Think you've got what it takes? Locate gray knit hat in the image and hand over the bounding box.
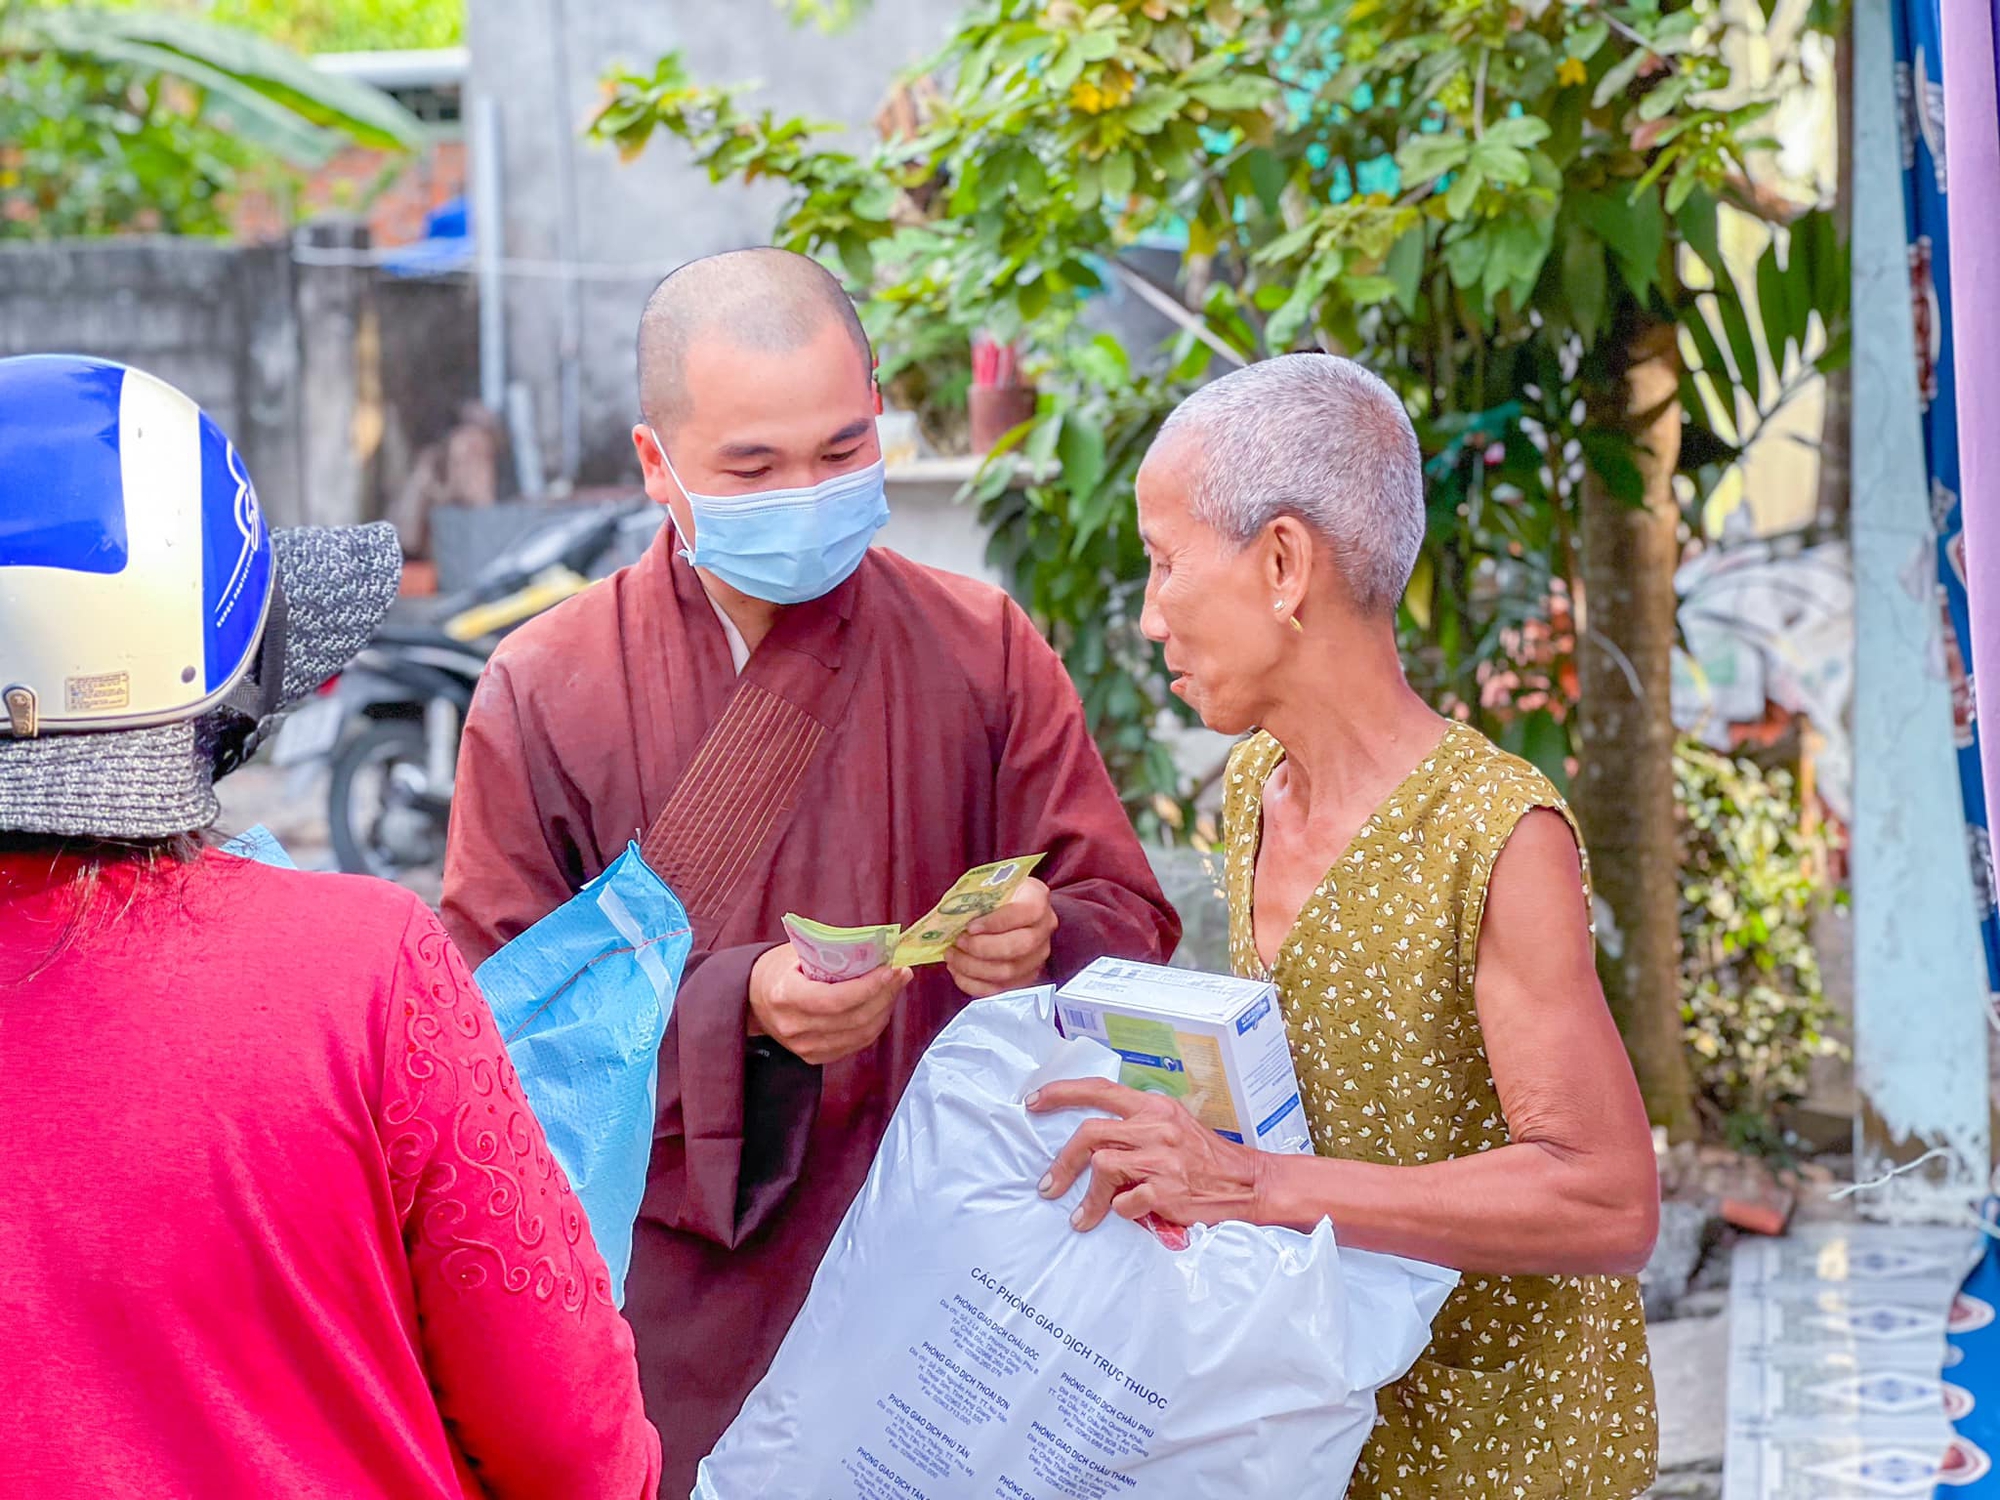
[0,523,401,840]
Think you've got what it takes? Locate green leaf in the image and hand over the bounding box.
[1778,231,1813,357]
[1676,185,1722,276]
[1484,214,1556,310]
[1245,146,1288,213]
[1472,143,1532,187]
[1754,244,1792,378]
[1578,187,1664,300]
[1444,230,1488,292]
[1385,225,1427,316]
[1342,273,1402,303]
[1592,47,1648,109]
[1120,85,1188,134]
[1397,131,1472,184]
[1445,167,1483,220]
[1101,150,1136,203]
[836,229,875,284]
[1169,333,1214,381]
[1805,209,1848,327]
[1651,9,1704,53]
[1075,333,1133,386]
[1683,298,1735,403]
[1252,217,1323,266]
[1580,429,1647,504]
[1072,157,1103,210]
[1484,116,1552,150]
[57,31,341,163]
[1057,416,1109,515]
[1562,226,1608,346]
[1046,42,1087,96]
[1266,257,1339,348]
[1026,412,1064,467]
[1664,162,1698,214]
[1714,283,1766,409]
[1075,29,1122,63]
[1187,75,1278,112]
[1566,20,1612,61]
[26,9,417,153]
[1638,72,1696,122]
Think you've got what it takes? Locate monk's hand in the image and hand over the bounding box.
[947,877,1058,998]
[748,944,913,1066]
[1027,1079,1264,1232]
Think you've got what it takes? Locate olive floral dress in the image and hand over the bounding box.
[1223,725,1657,1500]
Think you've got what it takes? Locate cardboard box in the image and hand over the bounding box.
[1054,958,1313,1155]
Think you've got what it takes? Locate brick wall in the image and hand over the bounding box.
[232,138,468,249]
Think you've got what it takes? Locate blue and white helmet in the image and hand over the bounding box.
[0,355,401,840]
[1,354,276,733]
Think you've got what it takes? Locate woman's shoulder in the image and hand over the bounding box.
[1221,731,1283,827]
[1439,722,1572,815]
[1224,730,1284,788]
[191,847,446,980]
[1429,725,1588,877]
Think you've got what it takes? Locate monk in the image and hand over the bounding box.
[440,247,1180,1496]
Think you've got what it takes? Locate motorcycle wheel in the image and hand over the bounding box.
[327,717,448,891]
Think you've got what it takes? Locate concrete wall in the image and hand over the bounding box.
[0,230,477,532]
[467,0,963,487]
[0,238,307,522]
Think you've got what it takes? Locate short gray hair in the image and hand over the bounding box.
[1158,354,1425,614]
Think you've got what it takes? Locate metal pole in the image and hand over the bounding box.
[473,93,507,416]
[546,0,585,487]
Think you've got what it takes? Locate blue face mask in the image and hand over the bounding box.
[653,430,890,605]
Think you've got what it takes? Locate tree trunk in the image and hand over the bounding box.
[1574,313,1701,1140]
[1816,12,1854,533]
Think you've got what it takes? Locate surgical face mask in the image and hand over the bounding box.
[652,429,890,605]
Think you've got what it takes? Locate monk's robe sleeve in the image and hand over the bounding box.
[648,943,821,1247]
[995,600,1183,978]
[442,656,590,967]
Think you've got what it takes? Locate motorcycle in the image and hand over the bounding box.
[272,499,662,884]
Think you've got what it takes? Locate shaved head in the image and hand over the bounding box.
[638,247,872,431]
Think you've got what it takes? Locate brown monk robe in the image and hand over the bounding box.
[440,529,1179,1493]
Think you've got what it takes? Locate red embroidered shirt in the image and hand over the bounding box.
[0,848,660,1499]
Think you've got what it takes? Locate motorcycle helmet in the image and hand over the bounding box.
[0,354,401,839]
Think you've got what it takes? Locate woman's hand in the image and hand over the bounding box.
[1027,1079,1264,1231]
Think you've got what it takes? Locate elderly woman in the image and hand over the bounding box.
[0,357,658,1499]
[1031,354,1660,1499]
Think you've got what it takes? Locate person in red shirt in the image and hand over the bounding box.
[0,356,661,1500]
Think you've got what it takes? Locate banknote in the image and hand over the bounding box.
[783,914,903,983]
[890,852,1046,968]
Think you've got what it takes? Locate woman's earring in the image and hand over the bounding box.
[1276,601,1303,634]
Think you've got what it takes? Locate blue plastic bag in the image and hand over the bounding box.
[221,825,298,869]
[474,841,691,1305]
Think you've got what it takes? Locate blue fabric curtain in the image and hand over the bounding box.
[1891,0,2000,1004]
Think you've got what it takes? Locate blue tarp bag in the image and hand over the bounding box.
[474,841,691,1306]
[221,825,298,869]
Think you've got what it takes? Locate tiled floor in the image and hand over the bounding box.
[1725,1224,1985,1499]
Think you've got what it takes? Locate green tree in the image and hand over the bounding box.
[0,2,421,236]
[594,0,1845,1134]
[55,0,465,54]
